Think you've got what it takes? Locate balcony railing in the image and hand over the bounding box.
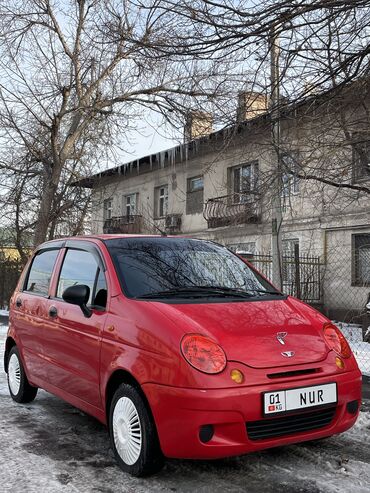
[103,215,143,234]
[203,192,260,228]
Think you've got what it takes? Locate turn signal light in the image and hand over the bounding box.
[181,334,227,374]
[335,356,345,369]
[230,369,244,384]
[323,323,352,359]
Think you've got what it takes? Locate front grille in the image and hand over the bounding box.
[267,368,318,379]
[246,406,336,441]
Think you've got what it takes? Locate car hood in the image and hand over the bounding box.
[158,296,330,368]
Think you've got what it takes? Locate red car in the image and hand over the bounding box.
[4,235,361,476]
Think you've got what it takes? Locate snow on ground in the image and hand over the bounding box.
[0,309,9,316]
[0,319,369,493]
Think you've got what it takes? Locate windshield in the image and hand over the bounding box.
[105,237,280,300]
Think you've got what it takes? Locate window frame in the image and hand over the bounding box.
[186,175,204,215]
[22,247,61,298]
[54,246,108,310]
[351,132,370,182]
[229,161,259,204]
[281,153,300,199]
[188,175,204,193]
[154,184,169,218]
[123,193,138,217]
[103,198,113,221]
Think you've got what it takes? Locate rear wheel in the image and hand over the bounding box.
[109,383,164,477]
[7,346,38,403]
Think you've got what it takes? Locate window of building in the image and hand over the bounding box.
[281,154,300,198]
[103,199,113,221]
[186,176,204,214]
[230,162,258,204]
[352,234,370,286]
[25,249,59,296]
[57,249,107,308]
[124,193,137,217]
[188,176,204,192]
[282,238,299,256]
[154,185,168,218]
[352,133,370,181]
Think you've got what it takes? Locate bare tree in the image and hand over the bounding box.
[0,0,231,249]
[149,0,370,195]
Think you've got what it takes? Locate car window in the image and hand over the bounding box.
[57,249,99,304]
[106,237,278,299]
[25,249,59,296]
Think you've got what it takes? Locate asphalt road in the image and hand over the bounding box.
[1,318,370,493]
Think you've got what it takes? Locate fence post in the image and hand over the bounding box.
[294,243,301,299]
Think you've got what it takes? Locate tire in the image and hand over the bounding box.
[7,346,38,403]
[109,383,164,477]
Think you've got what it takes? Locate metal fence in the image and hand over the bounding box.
[245,253,322,303]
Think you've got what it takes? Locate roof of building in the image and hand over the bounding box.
[72,79,364,189]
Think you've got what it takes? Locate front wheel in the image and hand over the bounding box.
[109,383,164,477]
[7,346,38,403]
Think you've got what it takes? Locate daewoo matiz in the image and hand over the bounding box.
[4,235,362,476]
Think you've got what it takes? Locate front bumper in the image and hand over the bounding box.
[142,369,362,459]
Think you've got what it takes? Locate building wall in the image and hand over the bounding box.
[89,96,370,317]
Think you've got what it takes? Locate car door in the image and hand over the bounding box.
[42,243,108,409]
[12,248,60,381]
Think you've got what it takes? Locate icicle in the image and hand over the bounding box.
[179,144,183,162]
[160,151,166,168]
[149,154,152,170]
[137,159,140,174]
[169,147,175,168]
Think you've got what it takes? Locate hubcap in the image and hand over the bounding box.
[113,397,142,465]
[8,353,21,395]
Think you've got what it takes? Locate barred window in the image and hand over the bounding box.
[352,234,370,286]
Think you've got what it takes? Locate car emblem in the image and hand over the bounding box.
[281,351,295,358]
[276,332,288,345]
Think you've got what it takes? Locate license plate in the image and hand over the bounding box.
[263,383,337,415]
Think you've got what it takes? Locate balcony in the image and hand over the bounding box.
[203,192,260,229]
[103,215,143,234]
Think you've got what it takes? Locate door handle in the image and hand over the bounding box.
[16,298,22,307]
[49,306,58,318]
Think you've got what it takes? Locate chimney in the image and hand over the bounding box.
[184,110,213,142]
[237,91,268,122]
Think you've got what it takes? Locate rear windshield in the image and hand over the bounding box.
[105,237,279,300]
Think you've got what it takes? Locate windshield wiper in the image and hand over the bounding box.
[245,288,283,296]
[137,286,255,299]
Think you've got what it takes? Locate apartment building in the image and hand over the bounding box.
[75,86,370,321]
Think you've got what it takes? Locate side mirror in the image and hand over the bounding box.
[62,284,92,318]
[366,292,370,313]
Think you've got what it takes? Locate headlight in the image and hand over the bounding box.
[181,334,227,374]
[323,323,352,359]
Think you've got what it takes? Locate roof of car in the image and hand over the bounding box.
[36,234,199,250]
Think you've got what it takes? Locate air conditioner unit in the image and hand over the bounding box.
[165,214,182,231]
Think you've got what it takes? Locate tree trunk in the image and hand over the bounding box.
[33,163,62,247]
